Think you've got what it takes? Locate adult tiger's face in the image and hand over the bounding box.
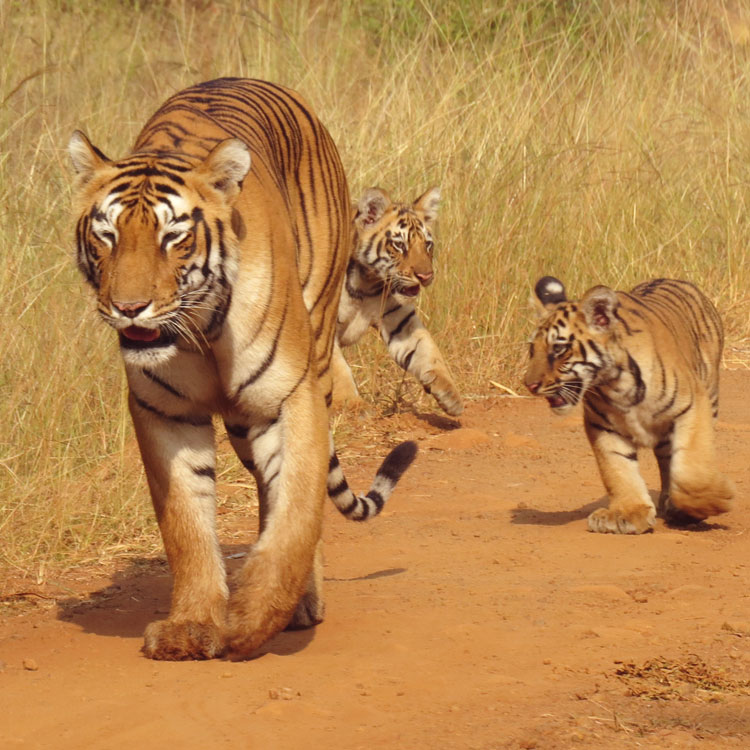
[68,131,251,366]
[524,277,620,414]
[352,186,440,302]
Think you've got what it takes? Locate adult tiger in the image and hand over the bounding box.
[68,78,416,661]
[525,276,733,534]
[331,186,463,416]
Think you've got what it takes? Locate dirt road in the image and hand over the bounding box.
[3,370,750,749]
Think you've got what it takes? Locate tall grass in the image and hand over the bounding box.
[1,0,749,576]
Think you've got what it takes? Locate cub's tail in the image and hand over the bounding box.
[327,440,418,521]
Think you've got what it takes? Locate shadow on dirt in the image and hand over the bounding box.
[510,498,606,526]
[325,567,406,583]
[511,493,730,532]
[54,545,400,659]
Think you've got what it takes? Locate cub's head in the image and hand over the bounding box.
[68,131,251,366]
[352,186,440,301]
[524,276,621,414]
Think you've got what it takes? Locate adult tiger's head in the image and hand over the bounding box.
[525,276,622,414]
[352,186,440,301]
[68,131,251,366]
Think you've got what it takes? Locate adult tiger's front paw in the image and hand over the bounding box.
[142,619,226,661]
[587,505,655,535]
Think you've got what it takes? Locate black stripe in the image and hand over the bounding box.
[132,395,210,426]
[388,310,416,343]
[193,466,216,480]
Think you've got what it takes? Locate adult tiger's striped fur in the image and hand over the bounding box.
[68,78,417,661]
[525,277,733,534]
[331,186,463,416]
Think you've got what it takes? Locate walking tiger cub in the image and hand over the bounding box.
[525,276,733,534]
[331,186,463,416]
[68,78,417,661]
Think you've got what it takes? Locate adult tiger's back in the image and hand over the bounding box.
[68,78,416,660]
[131,78,350,395]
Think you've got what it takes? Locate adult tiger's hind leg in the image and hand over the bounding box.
[584,419,655,534]
[664,392,733,524]
[223,383,329,658]
[130,396,228,661]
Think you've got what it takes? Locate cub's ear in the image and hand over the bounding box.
[355,187,391,229]
[68,130,111,184]
[199,138,251,200]
[533,276,567,315]
[413,186,440,224]
[582,285,619,332]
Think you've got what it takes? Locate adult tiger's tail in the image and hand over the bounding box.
[327,440,418,521]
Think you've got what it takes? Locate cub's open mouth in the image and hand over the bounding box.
[399,284,421,298]
[546,395,567,409]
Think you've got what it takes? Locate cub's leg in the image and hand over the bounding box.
[224,382,328,658]
[584,419,655,534]
[130,396,228,661]
[379,306,463,416]
[330,338,364,410]
[663,392,733,523]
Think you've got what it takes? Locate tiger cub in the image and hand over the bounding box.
[525,276,733,534]
[331,186,463,416]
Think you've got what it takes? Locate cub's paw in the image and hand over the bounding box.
[587,505,655,535]
[435,388,464,417]
[142,619,225,661]
[423,372,464,416]
[285,590,326,631]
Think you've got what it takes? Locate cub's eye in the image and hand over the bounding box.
[552,342,568,357]
[425,240,434,254]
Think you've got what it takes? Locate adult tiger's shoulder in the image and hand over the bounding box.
[331,186,463,416]
[524,276,733,534]
[68,77,416,661]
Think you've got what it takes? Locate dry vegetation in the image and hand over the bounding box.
[1,0,749,576]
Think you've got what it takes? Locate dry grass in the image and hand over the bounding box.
[1,0,749,575]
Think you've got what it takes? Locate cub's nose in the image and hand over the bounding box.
[526,381,540,394]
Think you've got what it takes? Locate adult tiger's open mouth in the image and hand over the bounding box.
[546,394,567,409]
[121,325,160,342]
[119,326,176,350]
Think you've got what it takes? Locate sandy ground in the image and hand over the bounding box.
[3,369,750,749]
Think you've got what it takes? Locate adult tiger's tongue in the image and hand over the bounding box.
[121,325,160,342]
[546,394,567,409]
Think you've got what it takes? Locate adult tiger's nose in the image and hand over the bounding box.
[416,271,434,286]
[526,381,540,394]
[112,299,151,318]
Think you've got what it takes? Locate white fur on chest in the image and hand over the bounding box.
[337,289,383,346]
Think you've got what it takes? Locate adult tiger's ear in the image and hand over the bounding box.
[582,285,619,332]
[68,130,111,186]
[199,138,251,200]
[355,187,391,229]
[413,186,440,224]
